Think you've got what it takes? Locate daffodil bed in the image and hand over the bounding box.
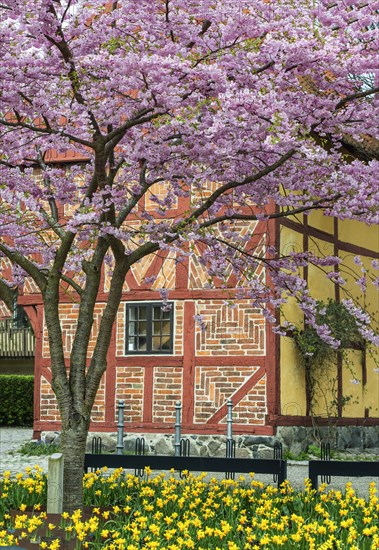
[0,466,378,549]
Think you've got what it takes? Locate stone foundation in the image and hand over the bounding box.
[276,425,379,456]
[42,425,379,459]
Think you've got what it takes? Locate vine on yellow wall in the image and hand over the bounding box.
[292,299,364,419]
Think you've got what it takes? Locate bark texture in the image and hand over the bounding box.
[61,420,90,511]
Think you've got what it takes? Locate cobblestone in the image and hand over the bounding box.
[0,428,377,499]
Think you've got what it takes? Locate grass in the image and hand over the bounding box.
[12,441,137,457]
[284,444,379,462]
[12,440,61,456]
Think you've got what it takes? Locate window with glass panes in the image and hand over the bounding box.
[125,303,174,354]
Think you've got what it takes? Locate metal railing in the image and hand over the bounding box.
[309,460,379,490]
[0,319,35,358]
[84,399,287,487]
[86,401,378,492]
[84,453,288,488]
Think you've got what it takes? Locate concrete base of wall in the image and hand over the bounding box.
[42,425,379,460]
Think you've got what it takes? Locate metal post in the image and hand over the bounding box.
[321,441,331,484]
[273,441,283,483]
[225,399,235,479]
[174,401,182,457]
[180,438,190,457]
[116,399,125,455]
[92,436,102,454]
[226,399,233,456]
[91,436,102,471]
[135,437,145,477]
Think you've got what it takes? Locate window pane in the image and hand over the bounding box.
[128,320,137,336]
[161,334,171,350]
[161,320,171,335]
[153,306,171,320]
[138,321,147,336]
[152,335,161,351]
[152,320,162,336]
[152,333,171,351]
[138,336,147,350]
[152,306,161,320]
[138,306,147,320]
[129,306,137,321]
[128,336,137,351]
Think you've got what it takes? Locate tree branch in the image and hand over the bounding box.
[36,147,59,223]
[60,273,83,296]
[183,149,297,228]
[186,19,212,49]
[68,238,109,416]
[104,109,164,153]
[253,60,275,75]
[336,86,379,110]
[0,242,47,292]
[60,0,73,24]
[45,3,102,137]
[0,117,93,148]
[116,160,155,227]
[0,279,17,313]
[165,0,176,43]
[197,195,342,231]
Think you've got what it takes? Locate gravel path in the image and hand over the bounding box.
[0,427,49,475]
[0,428,377,499]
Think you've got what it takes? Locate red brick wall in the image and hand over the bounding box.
[153,366,183,423]
[195,301,265,356]
[42,303,106,358]
[40,376,60,423]
[39,372,106,423]
[194,366,266,425]
[115,367,144,423]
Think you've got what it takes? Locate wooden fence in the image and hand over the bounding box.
[0,319,35,358]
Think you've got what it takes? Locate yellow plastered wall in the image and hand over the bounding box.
[280,213,379,419]
[280,336,306,417]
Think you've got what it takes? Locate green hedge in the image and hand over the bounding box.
[0,375,34,426]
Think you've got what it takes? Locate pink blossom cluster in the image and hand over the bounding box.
[0,0,378,347]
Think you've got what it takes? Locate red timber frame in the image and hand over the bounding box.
[17,152,279,438]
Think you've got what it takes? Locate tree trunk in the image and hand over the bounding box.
[61,421,89,511]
